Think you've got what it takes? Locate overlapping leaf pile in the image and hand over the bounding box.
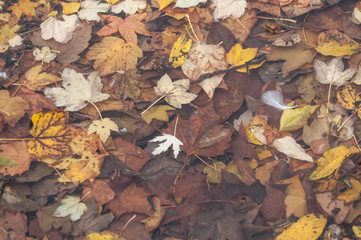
[2,0,361,239]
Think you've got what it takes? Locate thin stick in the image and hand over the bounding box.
[87,100,103,120]
[174,117,179,136]
[120,214,136,237]
[257,16,297,23]
[141,95,165,115]
[337,110,357,132]
[52,167,67,184]
[185,14,201,44]
[194,155,220,172]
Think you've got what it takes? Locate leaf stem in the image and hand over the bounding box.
[87,100,103,120]
[141,95,165,115]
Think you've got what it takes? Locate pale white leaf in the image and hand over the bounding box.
[53,196,87,222]
[88,118,119,143]
[149,133,183,158]
[314,57,356,86]
[8,35,23,47]
[262,90,296,110]
[233,110,252,131]
[41,14,79,44]
[78,0,110,22]
[33,46,57,63]
[272,136,313,162]
[44,68,110,111]
[175,0,207,8]
[154,74,197,108]
[212,0,247,20]
[111,0,146,14]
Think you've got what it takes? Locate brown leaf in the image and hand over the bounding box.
[0,141,32,176]
[37,204,72,234]
[98,13,150,44]
[0,211,27,240]
[82,179,116,205]
[315,192,351,224]
[0,90,30,126]
[260,185,285,220]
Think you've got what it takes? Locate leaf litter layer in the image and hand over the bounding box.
[2,0,361,239]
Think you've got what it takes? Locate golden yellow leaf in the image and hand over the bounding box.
[309,146,359,181]
[226,43,264,72]
[0,24,20,45]
[156,0,176,10]
[24,65,61,91]
[279,105,319,132]
[61,1,81,15]
[337,178,361,203]
[169,34,192,68]
[27,111,72,159]
[315,30,361,57]
[203,161,226,184]
[352,226,361,238]
[86,231,124,240]
[8,0,39,19]
[141,105,175,124]
[44,128,108,183]
[275,214,326,240]
[337,84,361,110]
[104,0,120,4]
[86,36,143,76]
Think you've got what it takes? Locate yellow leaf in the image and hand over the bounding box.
[141,105,175,124]
[156,0,176,10]
[337,84,361,111]
[246,115,268,145]
[275,214,326,240]
[226,43,264,72]
[203,161,226,184]
[104,0,120,4]
[86,231,124,240]
[86,36,143,76]
[24,65,61,91]
[279,105,319,132]
[352,226,361,238]
[309,146,359,181]
[169,34,192,68]
[0,24,20,45]
[8,0,39,19]
[337,178,361,203]
[27,111,72,158]
[61,1,81,15]
[315,30,361,57]
[44,128,108,183]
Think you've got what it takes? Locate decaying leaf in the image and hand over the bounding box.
[0,90,30,126]
[33,46,57,63]
[169,34,192,68]
[53,196,87,222]
[86,36,143,76]
[0,141,32,176]
[27,111,72,158]
[88,118,119,143]
[337,177,361,203]
[44,68,110,111]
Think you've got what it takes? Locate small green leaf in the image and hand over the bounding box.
[0,158,18,167]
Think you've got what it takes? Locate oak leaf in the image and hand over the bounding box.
[0,90,30,126]
[44,68,110,111]
[212,0,247,20]
[86,36,143,76]
[111,0,146,14]
[154,74,197,108]
[88,118,119,143]
[8,0,39,19]
[78,0,110,22]
[24,65,61,91]
[40,15,80,44]
[27,111,72,158]
[97,13,150,45]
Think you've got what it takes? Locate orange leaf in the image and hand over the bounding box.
[97,13,150,44]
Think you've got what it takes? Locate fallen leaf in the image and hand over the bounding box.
[0,141,32,176]
[140,197,165,232]
[0,24,20,45]
[44,68,110,111]
[203,161,226,184]
[337,177,361,204]
[169,34,192,68]
[86,36,143,76]
[40,14,80,44]
[0,212,27,240]
[272,136,313,162]
[141,105,175,124]
[24,64,61,91]
[78,0,110,22]
[33,46,57,63]
[336,84,361,119]
[37,204,72,234]
[61,1,81,15]
[153,74,197,108]
[315,30,361,57]
[82,179,116,205]
[315,192,350,224]
[309,146,359,180]
[80,100,135,119]
[156,0,175,10]
[314,57,356,86]
[212,0,247,20]
[226,43,264,72]
[53,195,87,222]
[302,117,330,154]
[86,231,124,240]
[174,0,206,8]
[88,118,119,143]
[8,0,39,19]
[149,133,183,158]
[98,13,150,45]
[0,158,17,167]
[275,214,326,240]
[111,0,147,14]
[296,74,317,103]
[27,111,72,159]
[0,90,30,126]
[150,25,187,55]
[279,105,319,132]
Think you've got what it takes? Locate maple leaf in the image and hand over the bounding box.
[111,0,147,15]
[78,0,110,22]
[86,36,143,76]
[314,57,356,86]
[97,13,150,44]
[0,90,30,126]
[149,133,183,158]
[154,74,197,108]
[212,0,247,20]
[44,68,110,111]
[53,196,87,222]
[8,0,39,19]
[24,65,61,91]
[27,111,72,158]
[33,46,57,63]
[88,118,119,143]
[40,15,80,44]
